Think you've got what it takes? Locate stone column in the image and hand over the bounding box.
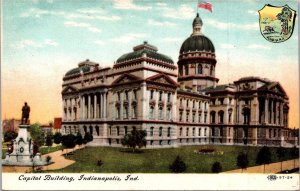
[101,93,104,118]
[70,98,73,121]
[103,91,107,118]
[270,99,273,124]
[82,95,86,120]
[264,98,268,124]
[280,102,283,125]
[94,93,97,119]
[63,98,66,121]
[88,94,91,119]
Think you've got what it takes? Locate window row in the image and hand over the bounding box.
[150,90,172,102]
[116,90,138,101]
[149,106,172,120]
[179,127,208,137]
[149,126,172,137]
[179,99,208,110]
[179,64,214,76]
[179,111,207,123]
[115,105,138,119]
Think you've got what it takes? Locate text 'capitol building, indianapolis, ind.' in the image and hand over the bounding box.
[61,14,297,148]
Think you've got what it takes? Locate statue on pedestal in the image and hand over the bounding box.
[21,102,30,124]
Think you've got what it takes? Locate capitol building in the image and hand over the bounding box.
[61,14,296,147]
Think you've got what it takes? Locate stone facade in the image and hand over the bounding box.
[61,14,297,148]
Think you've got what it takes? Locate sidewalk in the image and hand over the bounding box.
[2,145,84,173]
[224,159,299,173]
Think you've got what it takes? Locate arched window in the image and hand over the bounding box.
[186,128,189,136]
[198,128,201,136]
[159,107,163,119]
[204,128,207,136]
[179,127,183,136]
[116,107,120,119]
[159,91,163,101]
[150,90,154,99]
[210,111,216,123]
[149,106,154,119]
[124,107,128,119]
[185,65,189,75]
[198,64,203,74]
[166,108,171,120]
[132,105,137,119]
[192,127,195,136]
[159,127,163,136]
[167,93,171,102]
[150,127,154,136]
[218,110,224,124]
[242,107,251,124]
[167,127,171,137]
[109,126,112,135]
[210,65,214,75]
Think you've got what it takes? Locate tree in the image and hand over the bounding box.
[53,132,62,144]
[75,132,83,148]
[61,134,76,155]
[84,132,93,143]
[211,162,222,173]
[237,152,249,172]
[169,156,187,173]
[256,146,272,173]
[29,123,45,152]
[45,132,53,153]
[121,129,147,152]
[276,147,285,172]
[4,131,18,142]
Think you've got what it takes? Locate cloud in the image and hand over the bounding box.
[206,19,257,30]
[162,4,194,19]
[111,33,146,43]
[220,43,235,49]
[20,8,65,18]
[247,10,258,16]
[156,2,167,7]
[44,39,58,46]
[147,19,176,27]
[246,44,271,50]
[64,21,101,33]
[11,39,58,49]
[113,0,151,11]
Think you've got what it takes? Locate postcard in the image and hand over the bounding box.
[1,0,299,190]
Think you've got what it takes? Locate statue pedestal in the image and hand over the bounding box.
[2,124,47,166]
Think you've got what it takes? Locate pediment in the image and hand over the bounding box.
[112,73,142,85]
[268,82,287,96]
[146,73,177,86]
[62,86,78,94]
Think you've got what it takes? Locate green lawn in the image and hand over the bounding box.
[39,145,63,155]
[49,145,297,173]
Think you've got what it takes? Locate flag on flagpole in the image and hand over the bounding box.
[198,1,212,12]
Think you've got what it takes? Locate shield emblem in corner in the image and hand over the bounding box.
[258,4,297,43]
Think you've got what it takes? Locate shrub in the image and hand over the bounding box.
[4,131,18,142]
[211,162,222,173]
[169,156,187,173]
[46,155,52,163]
[53,132,62,144]
[199,148,215,153]
[237,152,249,170]
[97,160,103,167]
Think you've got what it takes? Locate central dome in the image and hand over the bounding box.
[180,35,215,54]
[179,13,215,54]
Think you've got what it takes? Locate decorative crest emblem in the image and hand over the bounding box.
[258,4,296,43]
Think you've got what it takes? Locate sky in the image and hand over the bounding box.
[1,0,299,128]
